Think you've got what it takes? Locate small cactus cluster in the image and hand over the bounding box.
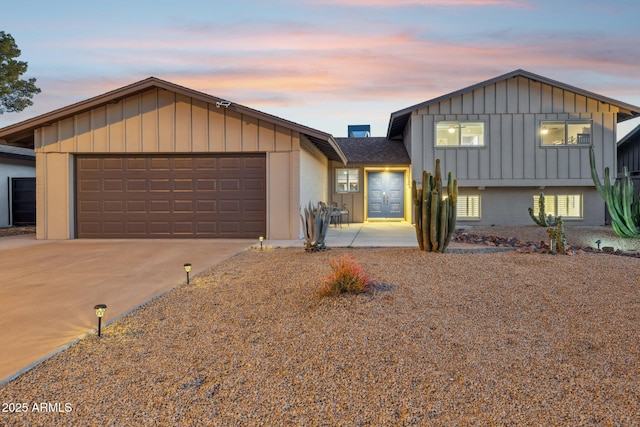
[411,159,458,253]
[546,218,567,254]
[528,192,561,227]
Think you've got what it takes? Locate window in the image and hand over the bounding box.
[436,122,484,147]
[457,195,481,219]
[533,194,582,218]
[540,121,591,146]
[336,169,359,193]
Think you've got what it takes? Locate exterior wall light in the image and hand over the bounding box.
[94,304,107,337]
[259,236,264,250]
[184,263,192,284]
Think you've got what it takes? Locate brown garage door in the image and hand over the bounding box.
[76,155,266,238]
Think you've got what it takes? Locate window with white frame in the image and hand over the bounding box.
[533,194,582,218]
[336,168,359,193]
[457,195,481,219]
[436,121,485,147]
[540,121,591,146]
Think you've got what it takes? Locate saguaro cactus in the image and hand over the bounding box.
[411,159,458,252]
[589,147,640,238]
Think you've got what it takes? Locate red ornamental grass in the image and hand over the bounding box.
[318,254,373,297]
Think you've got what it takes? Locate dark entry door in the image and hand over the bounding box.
[367,171,404,219]
[11,177,36,226]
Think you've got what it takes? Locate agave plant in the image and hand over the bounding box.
[300,201,332,251]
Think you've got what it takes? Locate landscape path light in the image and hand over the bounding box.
[94,304,107,337]
[259,236,264,250]
[184,263,192,284]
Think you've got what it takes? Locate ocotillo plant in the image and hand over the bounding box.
[528,192,560,227]
[411,159,458,252]
[589,147,640,238]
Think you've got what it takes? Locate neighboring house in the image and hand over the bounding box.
[617,124,640,190]
[0,145,36,227]
[0,77,346,239]
[386,69,640,226]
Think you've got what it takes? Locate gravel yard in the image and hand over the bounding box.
[1,240,639,425]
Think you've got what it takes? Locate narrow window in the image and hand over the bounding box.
[436,122,484,147]
[336,168,359,193]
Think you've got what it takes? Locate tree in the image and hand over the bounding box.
[0,31,41,114]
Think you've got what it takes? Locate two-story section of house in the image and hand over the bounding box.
[387,69,640,226]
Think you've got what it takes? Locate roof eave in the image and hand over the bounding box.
[0,77,347,162]
[386,69,640,137]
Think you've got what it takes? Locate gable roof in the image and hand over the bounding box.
[335,137,410,165]
[0,144,35,161]
[617,124,640,149]
[0,77,347,164]
[387,69,640,139]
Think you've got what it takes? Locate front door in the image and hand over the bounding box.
[367,171,404,219]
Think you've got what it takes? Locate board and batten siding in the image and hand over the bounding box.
[410,76,618,187]
[33,87,302,239]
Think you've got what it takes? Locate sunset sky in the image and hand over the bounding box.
[2,0,639,138]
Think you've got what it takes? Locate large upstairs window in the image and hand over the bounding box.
[540,121,591,146]
[436,121,485,147]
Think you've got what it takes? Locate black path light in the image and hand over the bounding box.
[184,263,192,284]
[259,236,264,250]
[94,304,107,337]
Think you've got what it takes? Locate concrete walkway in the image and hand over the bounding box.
[0,222,418,384]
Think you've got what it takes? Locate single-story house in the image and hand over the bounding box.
[0,78,346,239]
[0,145,35,227]
[1,69,639,239]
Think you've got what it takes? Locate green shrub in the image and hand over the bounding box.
[317,255,373,297]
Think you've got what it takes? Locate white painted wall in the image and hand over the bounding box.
[299,137,329,237]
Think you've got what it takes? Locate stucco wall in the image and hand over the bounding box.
[300,137,329,206]
[33,87,302,240]
[456,186,604,226]
[0,158,35,227]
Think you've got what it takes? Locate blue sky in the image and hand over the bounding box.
[2,0,640,137]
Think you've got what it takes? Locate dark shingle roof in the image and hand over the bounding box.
[0,144,35,161]
[335,137,410,165]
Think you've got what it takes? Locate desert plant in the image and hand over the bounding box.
[528,192,561,227]
[589,147,640,238]
[300,201,332,251]
[411,159,458,252]
[546,218,567,254]
[317,254,373,297]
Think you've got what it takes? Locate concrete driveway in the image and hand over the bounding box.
[0,236,254,384]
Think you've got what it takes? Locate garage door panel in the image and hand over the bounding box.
[104,179,124,191]
[76,155,265,238]
[127,179,147,191]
